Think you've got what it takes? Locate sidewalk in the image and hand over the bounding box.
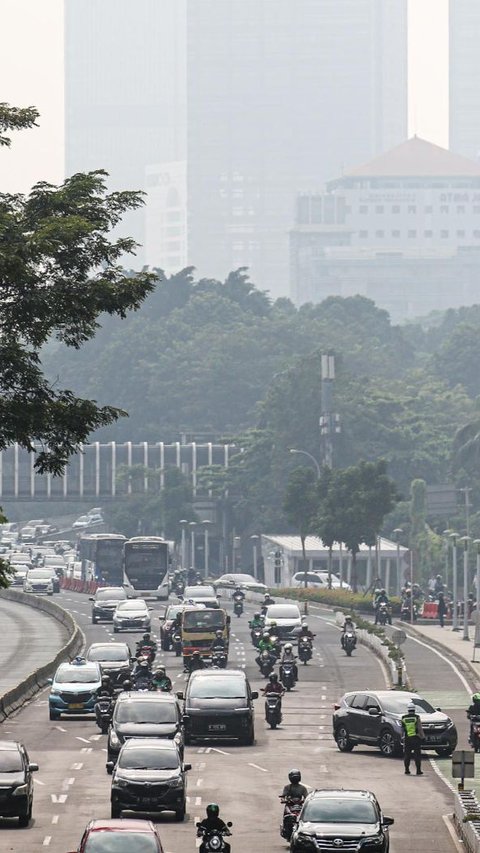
[403,621,480,691]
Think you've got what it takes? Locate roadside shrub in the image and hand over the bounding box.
[274,587,401,615]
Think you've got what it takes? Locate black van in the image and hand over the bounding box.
[180,668,258,745]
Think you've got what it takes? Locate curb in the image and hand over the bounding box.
[0,589,84,721]
[394,620,480,692]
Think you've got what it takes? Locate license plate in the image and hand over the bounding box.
[208,723,227,731]
[427,735,442,742]
[69,703,83,709]
[141,797,155,804]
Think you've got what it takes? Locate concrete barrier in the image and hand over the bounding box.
[454,789,480,853]
[0,588,84,721]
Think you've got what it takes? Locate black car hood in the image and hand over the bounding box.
[0,771,24,786]
[187,697,247,711]
[99,661,129,671]
[299,821,381,837]
[115,722,178,737]
[115,768,180,783]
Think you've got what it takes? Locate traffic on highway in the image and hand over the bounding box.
[0,528,470,853]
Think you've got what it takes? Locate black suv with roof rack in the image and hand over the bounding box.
[333,689,457,757]
[291,789,393,853]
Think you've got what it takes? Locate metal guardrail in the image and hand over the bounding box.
[0,589,84,721]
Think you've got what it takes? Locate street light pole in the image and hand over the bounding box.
[443,529,452,591]
[189,521,197,573]
[289,449,321,479]
[450,532,459,631]
[474,540,480,616]
[179,519,188,569]
[393,528,403,597]
[202,520,212,579]
[460,536,471,640]
[251,535,259,579]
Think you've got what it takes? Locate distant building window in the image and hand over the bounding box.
[408,205,417,214]
[392,230,400,238]
[424,230,433,238]
[440,205,449,214]
[425,205,433,214]
[408,230,417,238]
[457,205,466,214]
[375,205,384,214]
[359,206,368,214]
[457,230,466,238]
[375,230,384,238]
[441,230,449,238]
[392,205,400,214]
[359,230,368,238]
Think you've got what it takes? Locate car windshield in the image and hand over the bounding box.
[381,696,435,715]
[28,570,52,579]
[119,747,179,770]
[116,701,177,724]
[117,600,146,611]
[165,606,182,619]
[302,798,377,824]
[266,605,300,619]
[87,647,128,662]
[0,751,22,772]
[184,587,215,598]
[55,667,99,684]
[190,676,246,699]
[96,589,126,601]
[84,834,158,853]
[183,610,225,631]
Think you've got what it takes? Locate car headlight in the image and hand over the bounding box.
[362,836,384,846]
[12,784,28,797]
[114,777,129,788]
[446,720,455,729]
[168,776,183,788]
[50,688,61,696]
[109,730,120,746]
[393,719,402,728]
[174,732,183,745]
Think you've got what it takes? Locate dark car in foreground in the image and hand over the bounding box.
[67,818,164,853]
[290,789,394,853]
[333,690,457,757]
[90,586,127,623]
[107,692,184,767]
[0,740,39,827]
[109,738,191,821]
[180,668,258,745]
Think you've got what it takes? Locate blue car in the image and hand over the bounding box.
[49,658,102,720]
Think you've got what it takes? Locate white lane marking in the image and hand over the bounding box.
[51,794,68,803]
[196,778,203,786]
[65,777,75,786]
[76,737,91,743]
[195,762,206,771]
[207,747,231,756]
[43,837,51,846]
[248,762,269,772]
[90,734,101,741]
[195,796,202,806]
[34,778,45,786]
[403,631,473,693]
[71,763,83,770]
[51,815,59,825]
[81,747,93,753]
[197,747,205,754]
[55,726,67,733]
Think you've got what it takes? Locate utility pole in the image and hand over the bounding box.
[319,354,341,468]
[458,487,472,537]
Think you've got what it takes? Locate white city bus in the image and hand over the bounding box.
[123,536,170,600]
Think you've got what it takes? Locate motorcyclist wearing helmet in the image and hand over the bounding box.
[121,678,133,692]
[188,650,206,673]
[299,623,315,640]
[262,671,285,696]
[467,693,480,743]
[96,674,114,698]
[282,769,309,800]
[250,612,264,630]
[211,630,227,653]
[256,631,276,669]
[374,588,391,624]
[280,642,298,682]
[152,666,172,692]
[136,632,157,659]
[341,615,357,648]
[197,804,232,853]
[434,574,445,596]
[132,658,152,687]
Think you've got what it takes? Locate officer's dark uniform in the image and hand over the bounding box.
[401,707,425,775]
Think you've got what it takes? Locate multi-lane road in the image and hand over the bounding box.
[0,591,466,852]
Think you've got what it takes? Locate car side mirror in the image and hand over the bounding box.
[89,597,94,602]
[182,714,190,724]
[106,761,115,771]
[368,707,380,716]
[28,763,39,772]
[251,691,259,700]
[436,707,442,711]
[227,821,233,828]
[383,817,394,826]
[177,692,184,700]
[148,607,153,611]
[47,678,53,685]
[184,763,192,771]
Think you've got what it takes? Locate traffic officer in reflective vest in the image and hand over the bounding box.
[401,702,425,775]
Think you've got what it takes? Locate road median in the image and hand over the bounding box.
[0,588,84,721]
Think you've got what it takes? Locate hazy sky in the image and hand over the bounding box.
[0,0,449,194]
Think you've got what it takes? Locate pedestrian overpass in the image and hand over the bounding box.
[0,442,235,501]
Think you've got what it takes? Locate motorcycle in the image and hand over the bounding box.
[469,714,480,752]
[343,631,356,656]
[376,602,392,626]
[298,637,312,665]
[258,650,276,678]
[265,692,283,729]
[401,601,418,622]
[250,626,263,648]
[211,649,228,668]
[269,634,282,659]
[233,596,244,617]
[280,796,304,841]
[197,822,233,853]
[279,660,296,691]
[135,643,157,665]
[173,633,182,657]
[94,695,114,734]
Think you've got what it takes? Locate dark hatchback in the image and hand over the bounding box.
[107,693,184,767]
[90,587,127,623]
[180,669,257,745]
[333,690,458,757]
[290,789,393,853]
[0,740,39,827]
[109,738,191,822]
[85,642,132,685]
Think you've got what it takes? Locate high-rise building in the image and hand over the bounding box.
[64,0,186,263]
[187,0,407,295]
[450,0,480,160]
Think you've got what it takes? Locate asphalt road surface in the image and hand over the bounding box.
[0,592,459,852]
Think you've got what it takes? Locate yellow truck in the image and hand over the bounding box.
[181,606,230,665]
